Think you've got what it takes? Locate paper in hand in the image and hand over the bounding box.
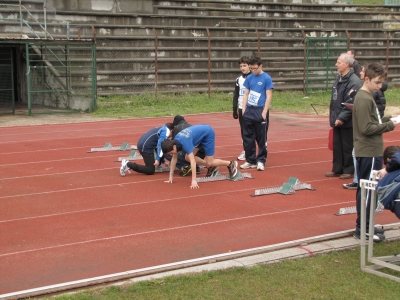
[341,103,353,109]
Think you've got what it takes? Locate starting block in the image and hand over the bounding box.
[251,177,315,197]
[334,206,357,216]
[154,166,180,173]
[196,171,253,182]
[88,142,137,153]
[334,171,384,216]
[116,150,143,162]
[334,203,384,216]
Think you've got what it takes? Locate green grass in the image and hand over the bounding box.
[51,241,400,300]
[353,0,386,4]
[94,87,400,119]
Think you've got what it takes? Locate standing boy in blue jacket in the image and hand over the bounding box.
[240,55,274,171]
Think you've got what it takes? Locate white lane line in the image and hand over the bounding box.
[0,178,165,200]
[0,188,255,223]
[0,160,331,196]
[0,200,355,258]
[0,177,339,224]
[0,124,328,145]
[0,167,115,181]
[0,147,329,168]
[0,155,117,168]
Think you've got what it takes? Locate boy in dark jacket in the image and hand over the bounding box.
[232,56,251,161]
[374,81,387,118]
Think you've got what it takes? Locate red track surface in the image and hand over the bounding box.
[1,111,399,294]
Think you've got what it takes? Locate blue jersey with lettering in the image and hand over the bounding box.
[174,124,215,156]
[243,72,274,107]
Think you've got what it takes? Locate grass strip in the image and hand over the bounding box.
[52,240,400,299]
[94,88,400,119]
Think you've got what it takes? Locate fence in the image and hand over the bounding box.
[95,31,351,97]
[0,1,97,115]
[25,40,97,114]
[96,39,155,95]
[0,47,14,114]
[385,0,400,5]
[305,37,348,94]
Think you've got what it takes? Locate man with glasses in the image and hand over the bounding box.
[240,55,274,171]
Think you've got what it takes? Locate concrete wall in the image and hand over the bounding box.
[47,0,154,14]
[6,0,400,97]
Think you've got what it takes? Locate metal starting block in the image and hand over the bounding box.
[334,204,384,216]
[116,150,143,162]
[251,177,315,197]
[88,142,137,153]
[334,206,357,216]
[196,171,253,182]
[335,172,382,216]
[154,166,180,173]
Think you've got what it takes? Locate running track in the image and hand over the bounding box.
[1,111,399,295]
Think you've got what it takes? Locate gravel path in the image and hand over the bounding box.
[0,113,117,127]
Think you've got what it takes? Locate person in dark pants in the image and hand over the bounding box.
[240,55,274,171]
[232,56,251,161]
[352,62,397,241]
[170,115,205,176]
[326,53,361,180]
[347,49,362,78]
[376,146,400,219]
[119,123,174,176]
[343,67,388,189]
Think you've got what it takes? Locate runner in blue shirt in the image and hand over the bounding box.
[161,124,239,189]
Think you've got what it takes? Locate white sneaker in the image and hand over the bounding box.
[120,159,130,176]
[257,162,264,171]
[240,162,257,169]
[237,150,246,161]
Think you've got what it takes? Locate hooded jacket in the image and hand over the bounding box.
[233,72,251,111]
[172,115,192,138]
[329,69,362,128]
[373,82,387,118]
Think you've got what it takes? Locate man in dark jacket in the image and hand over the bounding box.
[374,81,387,118]
[347,50,362,78]
[326,53,362,179]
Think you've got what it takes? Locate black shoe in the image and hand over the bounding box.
[179,166,192,177]
[343,182,358,190]
[374,226,385,235]
[206,166,218,177]
[353,229,385,242]
[196,165,201,174]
